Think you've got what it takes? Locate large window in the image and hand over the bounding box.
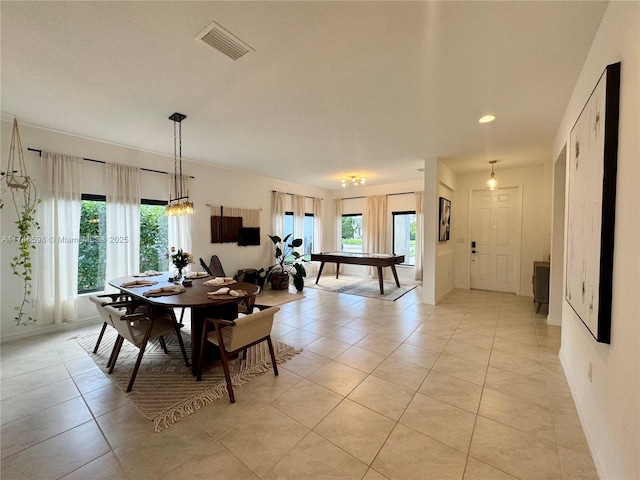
[77,196,168,294]
[78,194,107,293]
[393,211,416,266]
[140,200,169,272]
[341,214,363,253]
[283,212,314,260]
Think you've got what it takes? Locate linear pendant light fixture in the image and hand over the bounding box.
[165,113,194,216]
[487,160,498,190]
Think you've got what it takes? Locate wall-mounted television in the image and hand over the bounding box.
[238,227,261,246]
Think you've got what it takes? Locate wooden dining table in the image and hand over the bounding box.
[109,273,259,375]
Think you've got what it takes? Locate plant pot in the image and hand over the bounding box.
[293,274,304,292]
[269,273,290,290]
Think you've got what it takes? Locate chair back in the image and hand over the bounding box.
[207,255,226,277]
[217,306,279,352]
[104,305,178,348]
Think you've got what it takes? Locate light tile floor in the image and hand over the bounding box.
[0,287,598,480]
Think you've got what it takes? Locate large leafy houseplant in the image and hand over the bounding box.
[267,234,307,291]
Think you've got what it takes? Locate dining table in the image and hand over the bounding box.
[109,272,259,375]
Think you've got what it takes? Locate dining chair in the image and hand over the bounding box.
[199,255,226,277]
[88,293,135,355]
[237,286,262,315]
[197,306,280,403]
[103,305,190,392]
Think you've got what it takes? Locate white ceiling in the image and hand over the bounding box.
[1,1,607,189]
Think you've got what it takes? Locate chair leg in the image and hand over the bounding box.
[127,342,147,393]
[108,336,124,374]
[93,322,108,354]
[216,327,235,403]
[197,321,210,381]
[158,336,168,354]
[266,336,279,376]
[179,307,186,326]
[173,323,190,367]
[106,335,122,370]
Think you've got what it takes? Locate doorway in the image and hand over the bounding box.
[470,187,522,293]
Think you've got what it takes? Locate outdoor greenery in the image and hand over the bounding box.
[77,201,168,293]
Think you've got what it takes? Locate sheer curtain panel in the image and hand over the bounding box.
[364,195,387,276]
[105,163,140,286]
[335,198,342,251]
[272,191,286,238]
[36,152,82,324]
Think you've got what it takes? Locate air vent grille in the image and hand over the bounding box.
[196,21,254,61]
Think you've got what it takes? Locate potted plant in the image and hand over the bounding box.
[266,234,307,291]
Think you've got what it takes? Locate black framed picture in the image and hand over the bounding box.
[565,62,620,344]
[439,197,451,242]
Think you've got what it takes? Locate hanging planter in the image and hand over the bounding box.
[2,117,40,326]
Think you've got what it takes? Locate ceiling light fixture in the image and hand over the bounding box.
[341,175,366,188]
[479,114,496,124]
[487,160,498,190]
[165,113,194,216]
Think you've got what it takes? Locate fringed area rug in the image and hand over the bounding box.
[307,275,418,301]
[75,328,300,431]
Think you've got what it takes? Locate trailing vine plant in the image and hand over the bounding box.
[2,117,41,326]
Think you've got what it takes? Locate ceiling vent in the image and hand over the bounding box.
[195,21,254,60]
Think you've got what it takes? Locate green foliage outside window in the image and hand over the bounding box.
[140,204,168,272]
[78,199,107,293]
[77,200,168,293]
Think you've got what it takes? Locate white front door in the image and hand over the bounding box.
[470,187,521,293]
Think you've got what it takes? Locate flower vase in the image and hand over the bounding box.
[174,268,183,284]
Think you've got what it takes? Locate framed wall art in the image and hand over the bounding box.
[438,197,451,242]
[565,61,620,344]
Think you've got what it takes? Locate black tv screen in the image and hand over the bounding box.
[238,227,261,246]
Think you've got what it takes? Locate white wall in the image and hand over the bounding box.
[453,164,552,296]
[436,161,456,301]
[552,2,639,479]
[0,121,328,341]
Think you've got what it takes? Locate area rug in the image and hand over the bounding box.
[256,289,305,306]
[75,328,300,431]
[307,275,418,301]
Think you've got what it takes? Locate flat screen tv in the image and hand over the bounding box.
[238,227,261,246]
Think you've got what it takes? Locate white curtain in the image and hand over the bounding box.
[414,191,424,281]
[292,194,305,251]
[105,163,140,286]
[335,198,342,252]
[272,191,286,238]
[167,174,192,264]
[36,152,82,325]
[308,197,322,275]
[364,195,387,276]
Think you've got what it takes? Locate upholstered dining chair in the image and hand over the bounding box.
[237,286,262,315]
[103,305,190,392]
[197,306,280,403]
[88,293,134,355]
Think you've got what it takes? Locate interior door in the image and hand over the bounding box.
[470,187,521,293]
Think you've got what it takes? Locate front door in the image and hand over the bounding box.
[470,187,521,293]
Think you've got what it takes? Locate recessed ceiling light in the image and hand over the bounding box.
[479,115,496,123]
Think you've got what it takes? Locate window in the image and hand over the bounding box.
[392,211,416,266]
[77,196,168,294]
[283,212,314,260]
[341,214,363,253]
[78,194,107,293]
[140,199,169,272]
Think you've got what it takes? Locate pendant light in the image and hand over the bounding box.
[165,112,194,216]
[487,160,498,190]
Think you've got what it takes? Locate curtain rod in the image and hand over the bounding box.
[272,190,323,200]
[338,191,418,201]
[27,147,195,179]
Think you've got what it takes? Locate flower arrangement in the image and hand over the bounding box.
[168,247,193,272]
